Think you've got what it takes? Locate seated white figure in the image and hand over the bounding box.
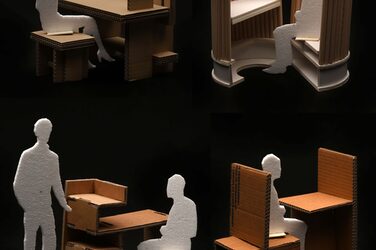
[262,154,307,250]
[263,0,323,74]
[138,174,197,250]
[36,0,114,63]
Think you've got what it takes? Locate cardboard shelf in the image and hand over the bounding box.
[68,194,125,206]
[280,192,352,214]
[95,209,168,235]
[231,0,281,24]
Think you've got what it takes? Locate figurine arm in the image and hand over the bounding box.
[51,156,71,212]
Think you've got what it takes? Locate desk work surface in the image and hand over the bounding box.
[231,0,281,24]
[96,209,168,234]
[61,0,168,20]
[68,193,125,206]
[280,192,353,214]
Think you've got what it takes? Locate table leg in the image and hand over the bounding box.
[36,43,50,77]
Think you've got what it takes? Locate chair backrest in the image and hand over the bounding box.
[230,163,271,249]
[317,148,356,201]
[290,0,352,65]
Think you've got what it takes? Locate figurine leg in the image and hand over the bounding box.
[24,212,38,250]
[40,207,56,250]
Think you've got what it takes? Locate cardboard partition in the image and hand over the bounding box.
[230,163,271,249]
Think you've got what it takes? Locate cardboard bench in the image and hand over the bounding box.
[214,163,300,250]
[31,31,95,82]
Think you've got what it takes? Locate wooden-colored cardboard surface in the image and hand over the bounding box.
[31,31,95,51]
[280,192,352,213]
[215,235,299,250]
[68,194,124,206]
[66,241,121,250]
[98,209,167,234]
[230,163,271,249]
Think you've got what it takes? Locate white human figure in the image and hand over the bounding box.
[262,154,307,250]
[35,0,114,63]
[13,118,72,250]
[138,174,197,250]
[263,0,323,74]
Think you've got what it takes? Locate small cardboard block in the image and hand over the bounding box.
[128,0,153,11]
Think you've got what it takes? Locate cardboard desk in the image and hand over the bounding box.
[59,0,174,81]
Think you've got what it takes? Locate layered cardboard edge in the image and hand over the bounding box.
[31,31,95,51]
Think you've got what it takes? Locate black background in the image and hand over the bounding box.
[0,0,375,249]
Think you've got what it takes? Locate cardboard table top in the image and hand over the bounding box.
[60,0,169,21]
[280,192,353,213]
[96,209,167,235]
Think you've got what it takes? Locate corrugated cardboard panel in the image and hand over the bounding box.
[279,192,352,213]
[211,0,231,61]
[66,179,96,195]
[67,198,99,232]
[269,235,300,250]
[31,31,95,51]
[94,179,127,202]
[230,163,271,249]
[318,148,355,200]
[98,209,167,234]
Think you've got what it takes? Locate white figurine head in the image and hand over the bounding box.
[167,174,185,200]
[34,118,53,144]
[262,154,281,180]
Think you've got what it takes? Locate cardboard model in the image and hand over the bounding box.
[214,163,300,250]
[138,174,197,250]
[211,0,353,91]
[35,0,114,63]
[13,118,72,250]
[58,0,178,81]
[279,148,358,250]
[263,0,323,74]
[262,154,307,250]
[62,179,168,249]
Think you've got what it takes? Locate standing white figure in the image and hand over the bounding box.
[138,174,197,250]
[35,0,114,63]
[13,118,72,250]
[263,0,323,74]
[262,154,307,250]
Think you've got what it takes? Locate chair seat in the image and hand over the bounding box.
[215,235,300,250]
[31,31,95,51]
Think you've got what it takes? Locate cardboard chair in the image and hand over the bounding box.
[62,179,168,250]
[31,31,95,82]
[280,148,357,250]
[215,163,300,250]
